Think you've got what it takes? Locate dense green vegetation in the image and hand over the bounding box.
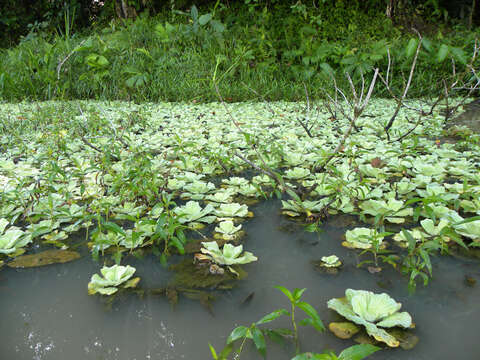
[1,1,479,102]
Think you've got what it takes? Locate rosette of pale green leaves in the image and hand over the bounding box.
[343,228,384,249]
[321,255,342,268]
[200,241,257,266]
[88,264,138,295]
[214,221,242,240]
[215,203,249,218]
[222,177,249,187]
[0,218,31,255]
[281,199,328,217]
[328,289,413,347]
[359,198,412,223]
[453,219,480,241]
[284,167,310,180]
[181,180,215,200]
[174,201,216,225]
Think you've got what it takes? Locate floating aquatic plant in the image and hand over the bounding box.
[174,201,216,226]
[453,219,480,241]
[284,167,310,180]
[343,228,384,249]
[359,198,412,224]
[214,203,249,218]
[0,218,31,255]
[200,241,257,266]
[214,220,243,240]
[328,289,413,347]
[87,264,139,295]
[281,199,327,217]
[320,255,342,268]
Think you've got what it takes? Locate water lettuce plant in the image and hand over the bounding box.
[200,241,257,266]
[87,264,139,295]
[214,221,243,240]
[320,255,342,268]
[214,203,249,218]
[174,201,216,226]
[343,228,384,249]
[328,289,413,347]
[359,198,412,224]
[0,218,31,255]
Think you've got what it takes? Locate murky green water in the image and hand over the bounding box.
[1,200,479,360]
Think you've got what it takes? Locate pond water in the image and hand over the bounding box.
[1,200,479,360]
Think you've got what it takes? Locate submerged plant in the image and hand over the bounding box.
[87,264,139,295]
[328,289,413,347]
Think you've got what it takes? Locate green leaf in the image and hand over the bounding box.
[208,343,218,359]
[171,236,185,255]
[419,249,432,276]
[405,38,418,58]
[256,309,290,325]
[297,301,325,332]
[293,288,307,301]
[219,344,233,359]
[338,344,380,360]
[422,37,433,53]
[103,221,126,236]
[227,326,248,344]
[251,326,266,358]
[436,44,449,63]
[402,229,416,253]
[190,5,198,20]
[449,46,467,64]
[275,285,294,302]
[198,13,213,26]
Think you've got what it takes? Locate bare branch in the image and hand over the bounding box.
[57,39,87,80]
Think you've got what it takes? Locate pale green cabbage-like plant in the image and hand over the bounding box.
[0,218,32,255]
[453,219,480,241]
[321,255,342,268]
[215,203,249,218]
[174,201,216,225]
[87,264,138,295]
[214,220,242,240]
[344,228,384,249]
[328,289,413,347]
[200,241,257,266]
[359,198,412,223]
[281,199,328,217]
[284,167,310,180]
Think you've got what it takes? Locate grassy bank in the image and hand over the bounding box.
[0,4,479,102]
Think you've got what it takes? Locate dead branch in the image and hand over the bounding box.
[383,30,422,139]
[57,39,87,80]
[318,68,379,170]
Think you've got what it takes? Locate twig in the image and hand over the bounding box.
[319,68,379,169]
[390,114,423,142]
[57,39,87,80]
[384,30,422,138]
